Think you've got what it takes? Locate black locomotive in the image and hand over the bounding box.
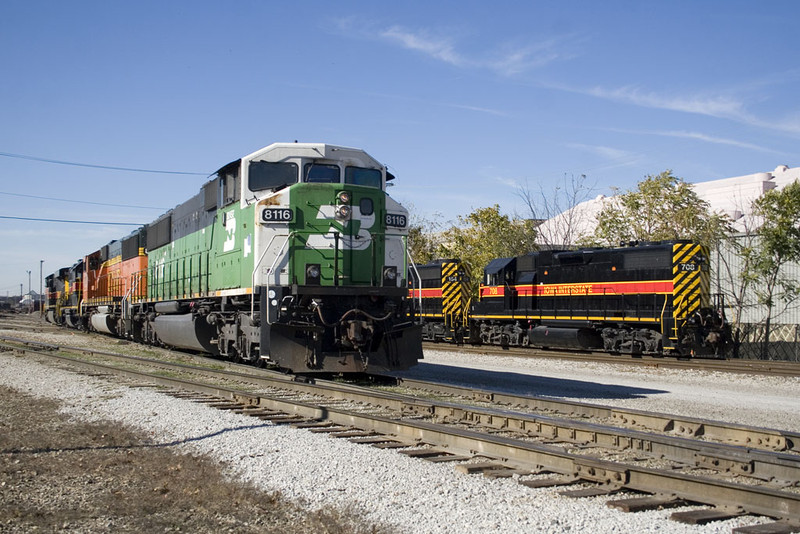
[411,241,728,357]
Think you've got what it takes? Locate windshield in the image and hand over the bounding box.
[304,163,340,183]
[249,161,298,191]
[345,166,382,188]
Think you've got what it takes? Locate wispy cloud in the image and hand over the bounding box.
[492,175,521,188]
[376,24,573,77]
[563,84,800,135]
[566,143,642,172]
[567,143,636,161]
[651,130,781,153]
[285,82,508,117]
[380,26,463,66]
[585,86,747,120]
[600,127,784,154]
[444,102,508,116]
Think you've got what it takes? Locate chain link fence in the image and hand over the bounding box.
[730,323,800,361]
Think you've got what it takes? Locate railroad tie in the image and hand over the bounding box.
[454,461,508,475]
[671,508,745,525]
[399,449,469,463]
[732,522,800,534]
[606,495,685,513]
[519,476,580,489]
[559,486,621,498]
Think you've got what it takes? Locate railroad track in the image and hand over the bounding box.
[1,334,799,532]
[423,342,800,377]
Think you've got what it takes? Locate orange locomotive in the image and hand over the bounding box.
[81,228,148,336]
[46,228,147,336]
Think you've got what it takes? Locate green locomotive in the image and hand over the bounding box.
[47,143,422,374]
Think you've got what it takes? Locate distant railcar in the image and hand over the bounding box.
[415,242,728,358]
[409,259,471,343]
[46,262,84,328]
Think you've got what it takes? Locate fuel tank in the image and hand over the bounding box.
[153,313,220,355]
[90,313,117,335]
[528,326,602,350]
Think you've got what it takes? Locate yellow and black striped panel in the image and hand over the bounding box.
[672,242,710,322]
[459,263,471,324]
[441,261,461,328]
[442,262,468,328]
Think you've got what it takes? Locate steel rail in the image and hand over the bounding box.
[390,376,800,454]
[3,335,799,482]
[3,334,796,450]
[7,345,800,524]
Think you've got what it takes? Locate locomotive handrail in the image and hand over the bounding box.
[406,249,423,318]
[121,270,146,322]
[251,232,297,322]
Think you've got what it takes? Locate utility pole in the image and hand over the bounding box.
[40,260,44,316]
[27,270,32,313]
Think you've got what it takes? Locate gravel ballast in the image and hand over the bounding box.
[398,350,800,431]
[2,346,795,533]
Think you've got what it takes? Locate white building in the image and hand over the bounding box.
[536,165,800,244]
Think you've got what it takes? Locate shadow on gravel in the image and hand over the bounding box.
[0,423,275,456]
[393,362,668,400]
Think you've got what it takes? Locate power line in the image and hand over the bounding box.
[0,191,167,210]
[0,150,209,176]
[0,215,144,226]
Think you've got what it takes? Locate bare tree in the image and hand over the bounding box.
[406,203,446,265]
[515,173,596,248]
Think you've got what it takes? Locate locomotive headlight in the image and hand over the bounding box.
[383,266,397,286]
[305,263,321,285]
[336,204,351,220]
[337,191,351,204]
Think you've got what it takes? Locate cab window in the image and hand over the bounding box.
[249,161,298,191]
[304,163,340,183]
[345,166,382,188]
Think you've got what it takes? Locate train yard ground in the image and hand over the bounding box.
[0,385,374,534]
[402,346,800,432]
[2,312,800,533]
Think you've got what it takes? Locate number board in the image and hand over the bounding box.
[678,263,697,272]
[385,213,407,228]
[260,207,293,223]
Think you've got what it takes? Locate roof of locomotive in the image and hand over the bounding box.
[217,142,384,174]
[481,240,696,275]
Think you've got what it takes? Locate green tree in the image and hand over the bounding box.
[741,180,800,358]
[437,205,538,296]
[591,171,732,247]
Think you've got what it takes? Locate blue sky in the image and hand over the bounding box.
[2,1,799,296]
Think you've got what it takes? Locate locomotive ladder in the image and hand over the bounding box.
[406,250,423,320]
[120,270,145,326]
[251,232,296,322]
